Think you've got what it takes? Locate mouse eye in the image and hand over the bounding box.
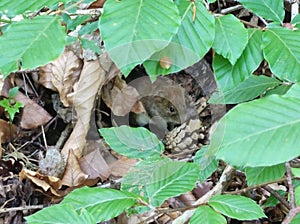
[169,106,175,113]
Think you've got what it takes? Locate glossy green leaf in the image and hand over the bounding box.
[238,0,284,23]
[213,14,248,65]
[209,195,266,220]
[190,206,226,224]
[263,28,300,82]
[99,126,164,159]
[245,164,285,186]
[284,83,300,99]
[209,95,300,167]
[25,204,96,224]
[121,158,171,198]
[0,16,66,77]
[213,29,263,93]
[194,146,218,183]
[209,75,281,104]
[144,1,214,78]
[99,0,180,75]
[148,161,199,207]
[0,0,68,18]
[61,187,140,222]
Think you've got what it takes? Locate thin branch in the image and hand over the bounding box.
[282,206,300,224]
[224,177,287,195]
[286,162,296,208]
[0,204,45,213]
[263,185,290,210]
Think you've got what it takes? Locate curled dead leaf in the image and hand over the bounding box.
[102,76,143,116]
[39,49,82,107]
[61,149,88,187]
[19,168,62,196]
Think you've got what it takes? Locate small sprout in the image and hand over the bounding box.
[0,86,23,122]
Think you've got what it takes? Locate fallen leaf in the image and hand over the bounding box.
[61,149,88,187]
[16,92,52,129]
[109,157,137,177]
[39,49,82,107]
[102,76,143,116]
[19,168,62,196]
[79,140,110,180]
[61,52,116,158]
[0,119,17,143]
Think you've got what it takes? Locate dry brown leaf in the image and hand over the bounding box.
[19,168,62,196]
[0,119,17,143]
[109,157,137,177]
[39,49,82,107]
[102,76,143,116]
[61,52,116,158]
[16,92,52,129]
[61,149,88,187]
[79,148,110,180]
[79,140,110,180]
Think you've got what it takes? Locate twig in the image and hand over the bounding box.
[286,162,296,208]
[263,185,290,210]
[0,204,45,213]
[282,206,300,224]
[220,5,243,14]
[224,177,287,195]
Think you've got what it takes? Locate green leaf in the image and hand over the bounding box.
[143,1,214,78]
[210,75,281,104]
[99,0,180,75]
[213,29,263,93]
[263,28,300,82]
[66,15,90,31]
[291,213,300,224]
[0,16,66,77]
[123,160,199,208]
[194,146,218,183]
[121,158,171,197]
[292,168,300,178]
[147,161,199,207]
[25,204,96,224]
[263,190,285,208]
[8,86,19,98]
[61,187,140,222]
[238,0,284,23]
[0,0,68,18]
[80,39,102,54]
[209,95,300,167]
[245,164,285,186]
[213,14,248,65]
[264,83,291,96]
[295,185,300,206]
[190,206,226,224]
[78,21,99,36]
[209,195,266,220]
[292,14,300,30]
[99,126,164,159]
[121,158,171,213]
[284,83,300,99]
